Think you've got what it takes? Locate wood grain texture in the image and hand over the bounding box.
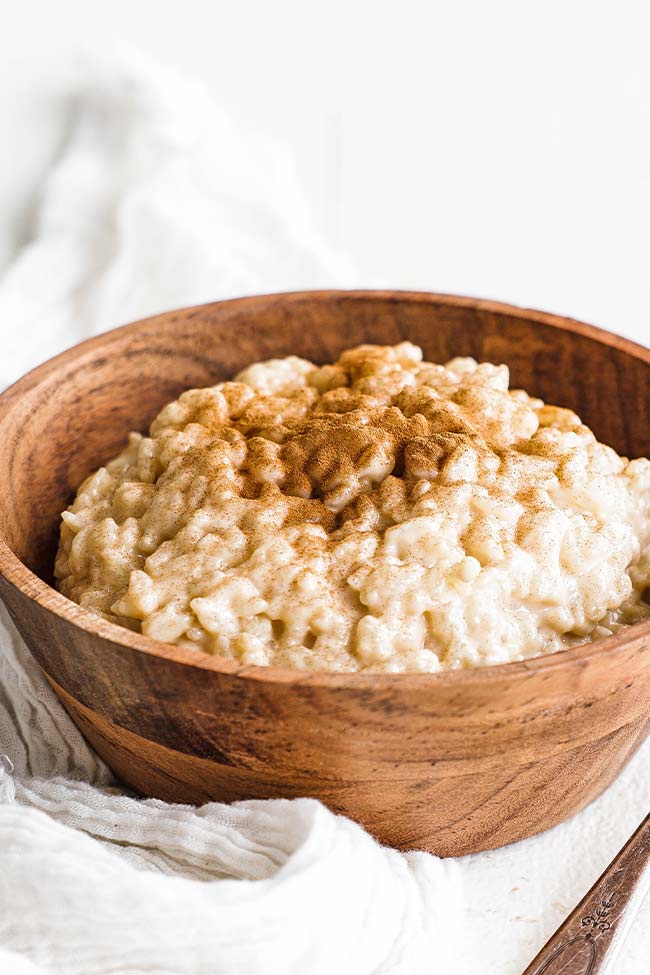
[1,290,650,855]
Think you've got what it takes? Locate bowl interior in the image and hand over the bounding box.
[1,291,649,588]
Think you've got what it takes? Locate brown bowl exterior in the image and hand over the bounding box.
[1,290,650,856]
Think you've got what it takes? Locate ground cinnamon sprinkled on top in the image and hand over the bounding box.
[55,342,650,672]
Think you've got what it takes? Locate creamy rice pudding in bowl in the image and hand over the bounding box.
[55,342,650,674]
[1,291,650,855]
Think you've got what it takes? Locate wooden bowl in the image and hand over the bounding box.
[1,290,650,857]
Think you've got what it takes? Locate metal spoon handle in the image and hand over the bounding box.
[522,813,650,975]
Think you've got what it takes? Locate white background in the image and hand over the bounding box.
[1,2,649,973]
[1,0,650,345]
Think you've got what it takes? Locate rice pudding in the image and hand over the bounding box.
[55,342,650,672]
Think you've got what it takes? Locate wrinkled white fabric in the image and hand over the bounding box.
[0,55,352,391]
[0,57,459,975]
[0,771,456,975]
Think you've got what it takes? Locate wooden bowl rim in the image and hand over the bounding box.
[2,288,650,689]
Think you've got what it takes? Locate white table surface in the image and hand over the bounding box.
[1,2,649,973]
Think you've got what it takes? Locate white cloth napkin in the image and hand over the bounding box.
[0,54,648,975]
[0,57,458,975]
